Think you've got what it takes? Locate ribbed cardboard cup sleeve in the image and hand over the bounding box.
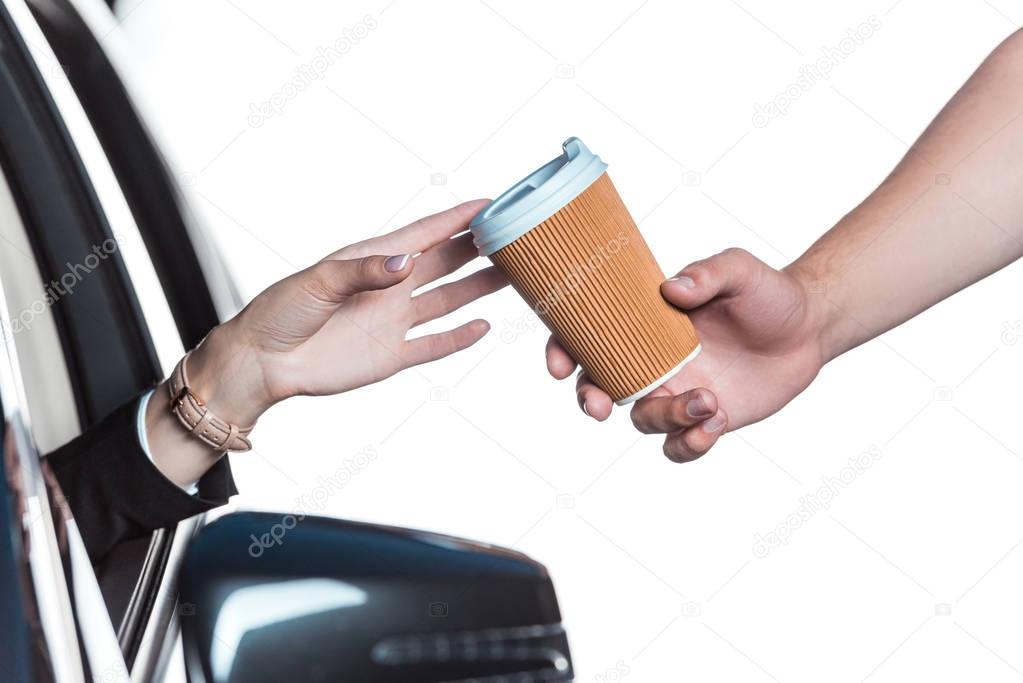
[489,173,700,404]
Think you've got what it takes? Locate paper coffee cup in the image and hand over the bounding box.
[471,137,701,405]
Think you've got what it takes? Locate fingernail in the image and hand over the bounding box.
[668,275,695,289]
[384,254,410,272]
[703,414,726,433]
[686,396,711,418]
[582,401,591,417]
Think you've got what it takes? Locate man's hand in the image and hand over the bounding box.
[547,30,1023,464]
[546,248,825,462]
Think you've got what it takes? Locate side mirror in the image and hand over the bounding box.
[179,512,573,683]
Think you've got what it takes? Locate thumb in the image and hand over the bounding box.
[308,253,413,302]
[660,247,761,309]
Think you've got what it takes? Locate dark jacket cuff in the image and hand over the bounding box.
[47,391,238,564]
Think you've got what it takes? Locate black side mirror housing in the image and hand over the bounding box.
[179,512,573,683]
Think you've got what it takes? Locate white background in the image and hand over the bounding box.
[112,1,1023,680]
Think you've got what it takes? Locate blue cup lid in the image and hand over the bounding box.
[470,137,608,256]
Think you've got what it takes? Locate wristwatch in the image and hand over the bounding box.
[168,351,255,453]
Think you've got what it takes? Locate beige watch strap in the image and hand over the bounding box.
[168,351,255,452]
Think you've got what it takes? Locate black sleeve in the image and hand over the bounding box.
[46,392,238,564]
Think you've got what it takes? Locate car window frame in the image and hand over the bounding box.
[0,1,222,680]
[0,217,134,683]
[27,0,243,349]
[0,283,87,683]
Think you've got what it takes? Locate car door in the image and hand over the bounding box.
[1,0,240,680]
[0,2,139,679]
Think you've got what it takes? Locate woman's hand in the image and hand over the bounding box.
[184,199,506,426]
[546,248,826,462]
[149,199,505,487]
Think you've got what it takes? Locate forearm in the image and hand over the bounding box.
[138,200,501,487]
[48,394,238,563]
[789,29,1023,361]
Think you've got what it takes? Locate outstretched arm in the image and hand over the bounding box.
[148,199,505,488]
[793,28,1023,361]
[51,201,507,562]
[548,29,1023,461]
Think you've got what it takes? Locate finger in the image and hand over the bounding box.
[412,266,507,326]
[302,253,413,303]
[410,232,478,286]
[660,247,762,310]
[545,336,577,380]
[335,199,489,260]
[404,319,490,366]
[629,388,718,434]
[662,409,728,463]
[576,372,612,421]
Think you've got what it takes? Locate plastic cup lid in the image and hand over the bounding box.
[470,137,608,256]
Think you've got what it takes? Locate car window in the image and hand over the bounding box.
[27,0,241,344]
[0,164,80,453]
[9,1,249,680]
[0,2,194,680]
[0,257,134,683]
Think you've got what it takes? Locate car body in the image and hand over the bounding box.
[0,0,572,680]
